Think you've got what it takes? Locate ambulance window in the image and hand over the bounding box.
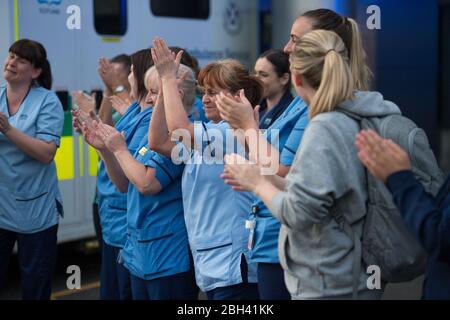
[150,0,209,20]
[94,0,128,36]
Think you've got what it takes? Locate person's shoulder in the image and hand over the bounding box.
[29,87,63,111]
[30,86,57,101]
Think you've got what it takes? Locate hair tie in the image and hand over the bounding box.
[344,16,350,25]
[326,49,336,55]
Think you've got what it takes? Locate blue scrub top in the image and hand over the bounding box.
[258,90,294,130]
[181,120,258,292]
[122,133,191,281]
[96,102,152,248]
[0,84,64,233]
[250,97,309,264]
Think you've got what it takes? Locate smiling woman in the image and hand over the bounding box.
[0,38,64,300]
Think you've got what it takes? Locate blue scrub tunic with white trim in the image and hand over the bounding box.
[181,121,258,292]
[97,103,152,248]
[0,84,64,234]
[122,134,191,281]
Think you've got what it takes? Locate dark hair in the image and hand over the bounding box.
[198,59,264,107]
[130,49,153,102]
[301,8,372,90]
[169,46,200,78]
[258,49,291,90]
[111,54,131,74]
[9,39,52,89]
[302,9,352,58]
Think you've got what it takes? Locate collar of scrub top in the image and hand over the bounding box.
[5,84,32,117]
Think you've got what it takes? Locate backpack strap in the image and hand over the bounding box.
[331,107,367,299]
[333,107,363,122]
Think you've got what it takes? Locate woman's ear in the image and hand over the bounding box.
[31,67,42,80]
[281,72,290,87]
[178,89,185,100]
[293,72,303,88]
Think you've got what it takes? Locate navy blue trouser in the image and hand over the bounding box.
[0,224,58,300]
[100,240,132,300]
[206,254,259,300]
[130,270,198,300]
[257,263,291,300]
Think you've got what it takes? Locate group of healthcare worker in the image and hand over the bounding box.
[217,8,372,299]
[148,39,263,300]
[1,7,388,301]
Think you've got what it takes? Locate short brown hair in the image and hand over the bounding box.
[198,59,263,107]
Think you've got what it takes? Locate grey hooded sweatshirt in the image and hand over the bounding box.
[271,91,401,299]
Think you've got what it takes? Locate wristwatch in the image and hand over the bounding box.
[112,85,125,95]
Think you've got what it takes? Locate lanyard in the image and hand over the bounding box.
[245,205,259,250]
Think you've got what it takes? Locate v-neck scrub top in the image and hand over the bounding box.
[0,84,64,234]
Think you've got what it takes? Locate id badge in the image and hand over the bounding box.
[245,219,256,250]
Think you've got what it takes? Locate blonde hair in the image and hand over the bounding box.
[301,9,372,90]
[198,59,264,107]
[347,18,372,91]
[290,29,354,119]
[144,64,196,113]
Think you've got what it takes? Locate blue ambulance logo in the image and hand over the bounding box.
[224,1,241,35]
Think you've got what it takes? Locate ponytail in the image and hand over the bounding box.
[36,58,52,90]
[347,18,372,91]
[310,49,353,118]
[290,30,354,119]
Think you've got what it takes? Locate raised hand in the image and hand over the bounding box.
[0,112,11,134]
[72,90,96,114]
[356,129,412,182]
[95,122,128,155]
[109,95,131,115]
[98,57,120,91]
[216,89,258,131]
[151,37,183,80]
[221,153,262,192]
[81,120,105,150]
[72,109,105,150]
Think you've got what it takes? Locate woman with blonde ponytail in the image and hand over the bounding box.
[222,29,406,299]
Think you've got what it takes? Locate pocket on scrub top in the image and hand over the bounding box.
[136,223,175,277]
[0,185,18,222]
[15,190,51,225]
[194,240,233,282]
[107,196,127,211]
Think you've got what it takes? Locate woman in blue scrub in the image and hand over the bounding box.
[148,38,263,300]
[73,49,153,300]
[217,9,374,299]
[254,49,293,130]
[84,65,198,300]
[0,39,64,300]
